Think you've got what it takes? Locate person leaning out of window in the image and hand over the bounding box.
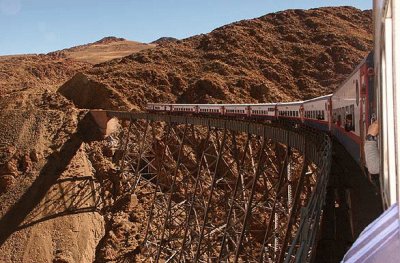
[364,120,380,182]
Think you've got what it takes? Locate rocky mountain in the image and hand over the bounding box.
[151,37,179,44]
[59,6,372,111]
[0,6,373,262]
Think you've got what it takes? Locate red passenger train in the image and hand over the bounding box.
[147,52,375,167]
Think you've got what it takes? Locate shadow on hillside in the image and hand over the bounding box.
[16,176,104,230]
[0,113,104,246]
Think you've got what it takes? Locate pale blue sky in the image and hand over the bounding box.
[0,0,372,55]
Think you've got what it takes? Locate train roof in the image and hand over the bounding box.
[276,101,304,106]
[147,103,277,106]
[303,94,332,103]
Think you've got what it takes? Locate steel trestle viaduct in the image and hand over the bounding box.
[92,110,332,262]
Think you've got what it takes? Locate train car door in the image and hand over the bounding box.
[300,105,305,123]
[327,98,332,131]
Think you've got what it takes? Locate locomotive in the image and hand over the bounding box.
[147,52,375,168]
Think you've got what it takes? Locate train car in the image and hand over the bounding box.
[331,52,374,163]
[224,104,250,117]
[373,0,400,207]
[248,103,277,119]
[146,103,172,112]
[276,101,303,120]
[197,104,224,115]
[171,104,197,114]
[302,95,332,132]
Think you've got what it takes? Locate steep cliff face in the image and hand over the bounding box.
[59,6,372,111]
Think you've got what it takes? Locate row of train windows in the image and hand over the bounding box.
[305,110,325,120]
[200,109,219,113]
[175,108,193,111]
[279,111,299,117]
[333,105,355,131]
[226,109,245,113]
[252,110,269,115]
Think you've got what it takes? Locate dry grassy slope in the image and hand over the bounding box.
[59,6,372,111]
[50,36,156,64]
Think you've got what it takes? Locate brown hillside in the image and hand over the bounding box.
[59,6,372,110]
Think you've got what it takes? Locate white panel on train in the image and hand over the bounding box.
[303,95,332,121]
[198,104,223,114]
[277,101,303,118]
[224,104,248,116]
[249,103,276,117]
[332,68,362,136]
[172,104,197,112]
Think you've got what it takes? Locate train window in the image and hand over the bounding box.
[345,114,354,132]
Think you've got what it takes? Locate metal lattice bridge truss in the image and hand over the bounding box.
[97,112,331,263]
